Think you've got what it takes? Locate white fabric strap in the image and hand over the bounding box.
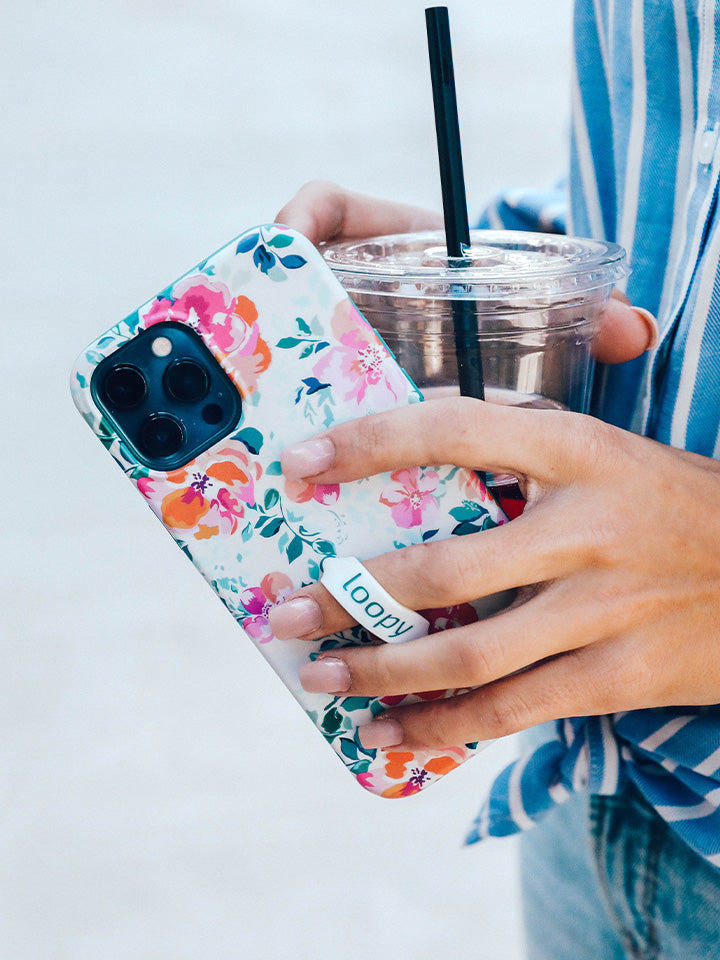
[320,556,429,644]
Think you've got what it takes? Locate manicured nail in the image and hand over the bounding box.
[281,437,335,480]
[267,597,323,639]
[358,718,404,749]
[633,307,660,351]
[299,657,351,693]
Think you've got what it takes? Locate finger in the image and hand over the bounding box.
[296,576,623,698]
[357,636,647,750]
[275,180,443,246]
[593,291,660,364]
[268,506,593,643]
[280,396,612,487]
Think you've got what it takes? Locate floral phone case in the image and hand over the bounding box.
[71,225,507,798]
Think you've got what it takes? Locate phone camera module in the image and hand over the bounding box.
[102,365,147,410]
[164,359,210,403]
[139,414,185,460]
[91,321,242,471]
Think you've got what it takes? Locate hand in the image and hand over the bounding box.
[275,179,444,246]
[277,181,659,363]
[268,398,720,750]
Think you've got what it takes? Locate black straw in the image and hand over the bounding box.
[425,6,485,400]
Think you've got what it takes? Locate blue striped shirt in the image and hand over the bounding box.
[470,0,720,867]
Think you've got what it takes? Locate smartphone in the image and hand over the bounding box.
[71,224,507,799]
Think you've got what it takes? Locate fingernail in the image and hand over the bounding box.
[267,597,323,639]
[358,718,404,749]
[281,437,335,480]
[299,657,351,693]
[633,307,660,351]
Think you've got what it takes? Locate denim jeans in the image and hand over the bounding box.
[521,753,720,958]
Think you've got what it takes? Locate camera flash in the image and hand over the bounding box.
[151,336,172,358]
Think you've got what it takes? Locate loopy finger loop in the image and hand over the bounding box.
[321,557,429,643]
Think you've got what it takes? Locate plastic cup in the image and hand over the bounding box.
[324,229,628,517]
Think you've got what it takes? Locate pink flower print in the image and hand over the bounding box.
[329,298,375,342]
[312,327,409,409]
[142,277,244,353]
[240,572,294,643]
[284,477,340,505]
[356,771,375,790]
[182,286,237,351]
[239,587,272,642]
[142,279,271,395]
[379,467,440,529]
[142,297,176,326]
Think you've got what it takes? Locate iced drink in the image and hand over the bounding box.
[323,230,627,515]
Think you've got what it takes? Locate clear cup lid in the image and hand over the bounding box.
[322,229,628,301]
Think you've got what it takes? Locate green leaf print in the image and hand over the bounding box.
[321,707,343,735]
[259,517,283,538]
[315,540,336,557]
[267,234,293,248]
[237,427,263,455]
[339,738,359,761]
[286,536,303,563]
[264,488,280,510]
[340,697,373,712]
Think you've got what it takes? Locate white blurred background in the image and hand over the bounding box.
[2,2,573,957]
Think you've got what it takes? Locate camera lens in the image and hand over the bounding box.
[139,414,185,460]
[164,359,210,403]
[202,402,224,425]
[102,365,147,410]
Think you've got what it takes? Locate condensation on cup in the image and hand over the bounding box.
[324,230,628,519]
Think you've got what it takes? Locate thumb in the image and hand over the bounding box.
[593,290,660,364]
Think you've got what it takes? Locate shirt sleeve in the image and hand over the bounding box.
[476,182,568,234]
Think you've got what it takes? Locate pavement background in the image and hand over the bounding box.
[2,2,572,957]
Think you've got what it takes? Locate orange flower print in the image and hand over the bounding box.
[457,467,490,503]
[138,442,261,541]
[227,296,271,395]
[283,477,340,505]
